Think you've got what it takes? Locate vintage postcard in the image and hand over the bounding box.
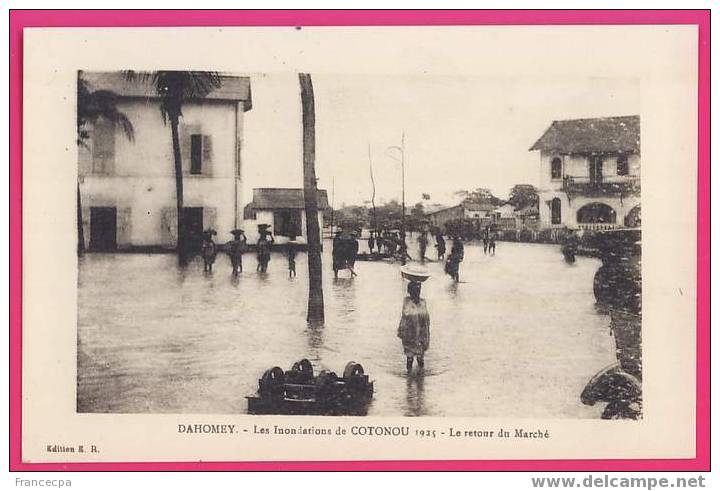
[15,17,706,469]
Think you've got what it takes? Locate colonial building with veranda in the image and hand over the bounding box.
[78,72,252,251]
[530,115,641,231]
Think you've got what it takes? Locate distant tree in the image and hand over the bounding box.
[335,205,369,231]
[421,193,431,201]
[507,184,539,211]
[455,187,503,206]
[376,200,403,230]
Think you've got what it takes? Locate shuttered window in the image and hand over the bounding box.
[551,198,562,225]
[550,157,562,179]
[92,117,115,174]
[190,134,203,174]
[189,133,212,176]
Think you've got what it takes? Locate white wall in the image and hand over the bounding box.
[243,210,323,245]
[538,151,640,191]
[539,190,640,229]
[79,99,244,248]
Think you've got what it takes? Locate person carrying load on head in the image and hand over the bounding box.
[201,229,218,272]
[227,228,247,275]
[256,224,274,273]
[398,265,431,373]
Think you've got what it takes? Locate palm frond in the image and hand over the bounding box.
[77,74,135,144]
[124,70,223,124]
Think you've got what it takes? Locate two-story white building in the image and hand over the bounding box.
[530,115,641,231]
[78,71,252,251]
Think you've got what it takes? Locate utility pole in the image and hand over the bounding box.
[368,144,377,233]
[385,133,407,265]
[400,132,406,244]
[386,133,407,241]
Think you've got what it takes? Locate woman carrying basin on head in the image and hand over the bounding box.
[398,265,431,373]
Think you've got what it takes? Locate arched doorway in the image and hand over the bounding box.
[550,198,561,225]
[624,205,641,228]
[577,202,617,224]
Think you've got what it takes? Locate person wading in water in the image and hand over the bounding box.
[418,229,429,263]
[227,229,247,275]
[435,232,446,260]
[398,266,431,373]
[256,225,274,273]
[201,229,218,272]
[287,236,298,278]
[332,229,346,279]
[445,235,464,282]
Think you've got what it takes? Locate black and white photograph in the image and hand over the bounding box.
[18,21,702,465]
[75,69,642,420]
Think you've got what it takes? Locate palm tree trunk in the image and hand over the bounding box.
[299,73,324,325]
[77,182,85,256]
[170,116,187,266]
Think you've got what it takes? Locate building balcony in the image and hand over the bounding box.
[562,176,640,197]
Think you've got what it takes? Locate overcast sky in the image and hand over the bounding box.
[241,73,639,208]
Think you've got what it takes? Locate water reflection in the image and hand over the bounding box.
[404,373,426,417]
[331,277,357,319]
[174,263,190,285]
[304,323,325,359]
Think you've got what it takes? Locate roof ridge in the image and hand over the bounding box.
[551,114,640,124]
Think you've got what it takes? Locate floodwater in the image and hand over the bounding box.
[77,240,616,418]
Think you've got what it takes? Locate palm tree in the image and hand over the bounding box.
[124,71,222,266]
[299,73,325,325]
[76,72,135,255]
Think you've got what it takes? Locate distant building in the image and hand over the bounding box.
[425,202,497,229]
[424,204,464,229]
[495,203,516,219]
[243,188,329,244]
[463,202,497,219]
[530,115,641,230]
[78,71,252,251]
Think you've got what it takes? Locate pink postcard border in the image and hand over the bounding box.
[8,9,710,472]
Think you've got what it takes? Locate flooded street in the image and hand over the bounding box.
[78,240,616,418]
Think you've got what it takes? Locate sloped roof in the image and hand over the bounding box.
[515,204,539,216]
[422,203,448,215]
[250,188,329,210]
[464,202,497,212]
[424,204,463,216]
[530,115,640,154]
[80,71,252,111]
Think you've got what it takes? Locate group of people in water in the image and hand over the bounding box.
[199,224,496,284]
[200,228,252,275]
[198,223,502,375]
[199,225,298,278]
[366,230,411,261]
[332,230,360,278]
